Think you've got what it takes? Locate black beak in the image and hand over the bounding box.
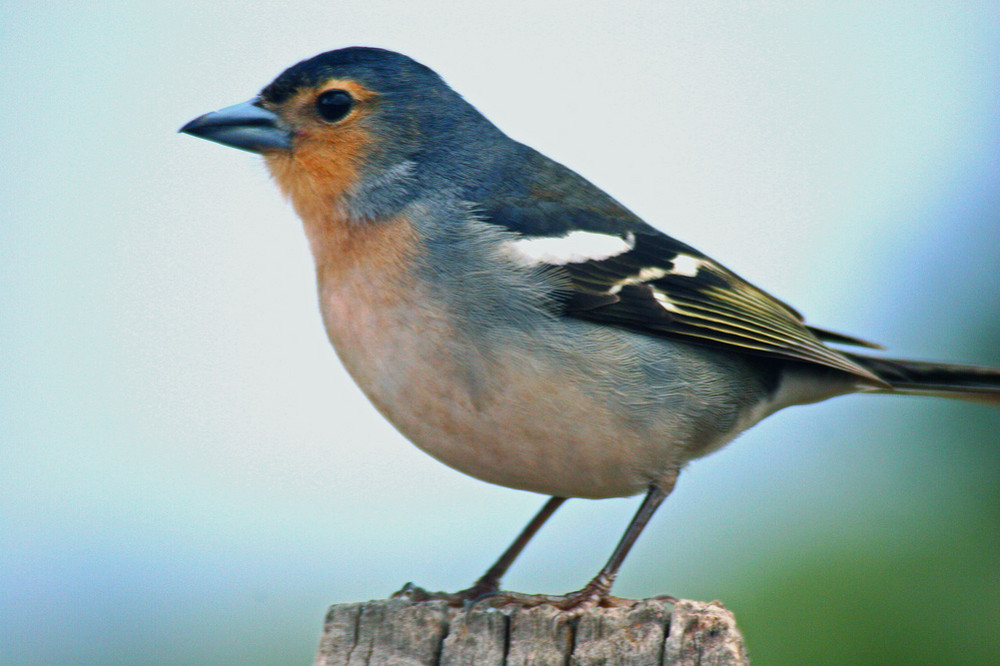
[180,100,292,153]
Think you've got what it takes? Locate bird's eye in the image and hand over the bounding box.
[315,89,354,123]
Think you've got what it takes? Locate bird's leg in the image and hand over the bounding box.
[466,496,567,596]
[481,475,677,613]
[393,496,566,605]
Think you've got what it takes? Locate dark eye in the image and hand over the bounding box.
[315,89,353,122]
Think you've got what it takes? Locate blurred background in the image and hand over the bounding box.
[2,2,998,664]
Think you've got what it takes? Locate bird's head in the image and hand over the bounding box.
[181,47,500,220]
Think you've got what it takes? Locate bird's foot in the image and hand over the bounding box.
[473,587,632,615]
[392,578,677,615]
[470,575,676,616]
[390,580,502,607]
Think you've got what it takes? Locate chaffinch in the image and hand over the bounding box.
[181,46,1000,611]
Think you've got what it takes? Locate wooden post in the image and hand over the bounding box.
[315,597,749,665]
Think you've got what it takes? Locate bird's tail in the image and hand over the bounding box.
[846,353,1000,405]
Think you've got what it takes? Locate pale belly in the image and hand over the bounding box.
[317,280,753,498]
[363,346,664,499]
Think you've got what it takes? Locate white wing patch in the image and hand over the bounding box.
[603,255,711,315]
[503,231,635,266]
[670,254,707,277]
[607,266,669,294]
[652,290,681,313]
[637,266,669,281]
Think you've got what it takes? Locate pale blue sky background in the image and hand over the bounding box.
[3,3,999,665]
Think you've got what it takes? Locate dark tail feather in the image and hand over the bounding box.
[846,353,1000,405]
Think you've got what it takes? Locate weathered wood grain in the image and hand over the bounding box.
[315,598,748,665]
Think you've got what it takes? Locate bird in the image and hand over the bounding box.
[180,46,1000,611]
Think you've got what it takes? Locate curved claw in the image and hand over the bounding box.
[390,581,503,607]
[465,579,641,615]
[391,582,431,601]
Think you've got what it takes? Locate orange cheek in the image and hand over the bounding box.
[264,124,372,223]
[265,132,419,293]
[262,78,379,217]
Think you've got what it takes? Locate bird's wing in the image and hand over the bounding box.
[482,201,883,381]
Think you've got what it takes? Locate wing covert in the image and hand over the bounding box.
[482,201,882,382]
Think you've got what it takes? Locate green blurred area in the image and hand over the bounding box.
[734,417,1000,666]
